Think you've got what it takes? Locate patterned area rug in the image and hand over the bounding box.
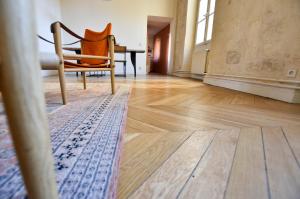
[0,84,130,199]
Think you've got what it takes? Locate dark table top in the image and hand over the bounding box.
[126,49,145,53]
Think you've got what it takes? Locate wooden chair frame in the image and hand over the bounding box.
[51,22,116,105]
[115,45,127,77]
[0,1,58,198]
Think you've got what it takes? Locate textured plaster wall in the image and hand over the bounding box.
[208,0,300,81]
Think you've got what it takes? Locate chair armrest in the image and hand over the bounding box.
[114,45,126,53]
[63,54,111,61]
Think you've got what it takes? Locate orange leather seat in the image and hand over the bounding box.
[64,23,112,68]
[81,23,112,66]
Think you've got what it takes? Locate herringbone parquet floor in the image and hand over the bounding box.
[118,76,300,199]
[46,75,300,199]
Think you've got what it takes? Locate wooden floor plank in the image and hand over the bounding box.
[148,94,191,106]
[121,132,166,165]
[137,105,234,130]
[126,117,169,134]
[185,103,298,127]
[230,93,255,105]
[178,129,240,199]
[128,106,197,132]
[282,125,300,164]
[124,132,141,143]
[224,127,268,199]
[129,130,217,199]
[152,105,252,129]
[262,127,300,199]
[118,131,193,199]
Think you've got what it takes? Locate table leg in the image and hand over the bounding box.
[130,52,137,77]
[123,62,127,77]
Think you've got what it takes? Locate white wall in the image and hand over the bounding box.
[36,0,62,76]
[60,0,177,75]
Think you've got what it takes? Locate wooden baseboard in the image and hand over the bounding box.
[203,74,300,103]
[190,73,205,80]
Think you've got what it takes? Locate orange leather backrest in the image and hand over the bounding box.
[80,23,112,65]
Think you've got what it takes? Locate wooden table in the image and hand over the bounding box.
[63,47,145,77]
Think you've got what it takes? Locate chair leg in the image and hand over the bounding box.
[0,1,59,198]
[110,68,115,94]
[82,71,87,90]
[58,66,67,105]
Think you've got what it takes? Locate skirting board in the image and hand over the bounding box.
[203,75,300,103]
[190,73,205,80]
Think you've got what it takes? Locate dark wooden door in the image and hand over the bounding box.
[152,24,170,75]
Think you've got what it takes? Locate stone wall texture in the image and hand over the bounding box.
[208,0,300,80]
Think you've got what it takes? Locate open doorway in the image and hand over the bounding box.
[147,16,171,75]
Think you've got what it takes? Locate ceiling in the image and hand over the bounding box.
[147,16,171,37]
